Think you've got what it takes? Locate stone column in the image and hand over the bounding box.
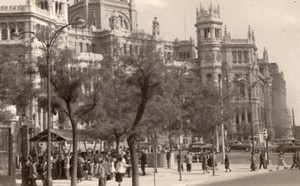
[0,25,2,40]
[7,23,10,40]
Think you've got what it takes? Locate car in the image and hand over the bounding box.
[254,142,278,153]
[227,141,252,152]
[275,143,300,155]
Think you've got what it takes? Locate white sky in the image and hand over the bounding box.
[2,0,300,124]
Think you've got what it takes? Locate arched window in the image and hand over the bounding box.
[119,16,123,28]
[123,20,129,30]
[2,29,7,40]
[45,1,49,10]
[55,2,58,14]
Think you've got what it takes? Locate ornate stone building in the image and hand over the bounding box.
[195,3,274,141]
[270,63,291,138]
[0,0,173,132]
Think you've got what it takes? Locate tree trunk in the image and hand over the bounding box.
[116,136,120,157]
[168,132,172,151]
[127,135,139,186]
[71,124,78,186]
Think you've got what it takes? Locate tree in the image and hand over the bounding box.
[37,48,111,186]
[109,32,167,186]
[0,46,36,121]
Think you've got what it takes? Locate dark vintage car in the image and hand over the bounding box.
[275,143,300,155]
[254,142,278,153]
[227,141,252,152]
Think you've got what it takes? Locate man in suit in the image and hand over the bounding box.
[140,150,147,176]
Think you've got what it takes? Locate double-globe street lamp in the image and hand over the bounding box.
[14,18,85,186]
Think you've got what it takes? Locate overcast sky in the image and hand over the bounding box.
[3,0,300,124]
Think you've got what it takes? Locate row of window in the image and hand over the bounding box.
[179,52,191,59]
[39,1,64,15]
[76,42,96,53]
[0,23,24,40]
[232,51,249,63]
[203,28,221,39]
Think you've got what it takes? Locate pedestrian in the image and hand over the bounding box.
[140,150,147,176]
[115,157,129,186]
[290,151,299,170]
[94,150,100,178]
[259,151,265,169]
[77,154,84,183]
[97,158,107,186]
[124,153,131,177]
[185,152,193,172]
[250,152,256,172]
[64,153,70,179]
[225,154,231,172]
[176,152,184,172]
[207,153,213,170]
[202,153,209,174]
[29,157,39,186]
[23,156,31,186]
[277,153,288,170]
[166,150,171,168]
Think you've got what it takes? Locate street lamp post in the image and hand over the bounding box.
[178,119,183,181]
[237,76,271,171]
[261,79,272,167]
[15,19,85,186]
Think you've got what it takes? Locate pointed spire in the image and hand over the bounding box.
[252,29,255,43]
[209,1,213,13]
[248,25,252,39]
[224,25,227,37]
[263,47,269,62]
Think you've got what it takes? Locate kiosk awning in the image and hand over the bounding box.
[29,129,100,142]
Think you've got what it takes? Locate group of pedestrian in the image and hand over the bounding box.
[201,152,220,174]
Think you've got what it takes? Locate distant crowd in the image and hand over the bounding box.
[21,148,148,186]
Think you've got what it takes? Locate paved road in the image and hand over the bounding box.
[194,170,300,186]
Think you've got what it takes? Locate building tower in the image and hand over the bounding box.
[196,3,222,84]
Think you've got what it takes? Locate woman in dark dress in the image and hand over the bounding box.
[202,154,209,174]
[77,156,83,182]
[225,154,231,172]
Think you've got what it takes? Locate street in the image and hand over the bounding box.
[14,151,298,186]
[196,169,300,186]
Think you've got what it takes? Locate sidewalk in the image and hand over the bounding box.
[16,163,278,186]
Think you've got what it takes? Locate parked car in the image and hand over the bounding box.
[275,143,300,155]
[227,141,252,152]
[254,142,278,153]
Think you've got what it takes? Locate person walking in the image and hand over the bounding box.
[277,153,288,170]
[202,153,209,174]
[259,151,265,169]
[250,153,256,172]
[64,154,70,179]
[224,154,231,172]
[140,150,147,176]
[29,157,39,186]
[290,151,299,170]
[185,152,193,172]
[166,150,171,169]
[176,153,184,172]
[115,157,129,186]
[97,158,107,186]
